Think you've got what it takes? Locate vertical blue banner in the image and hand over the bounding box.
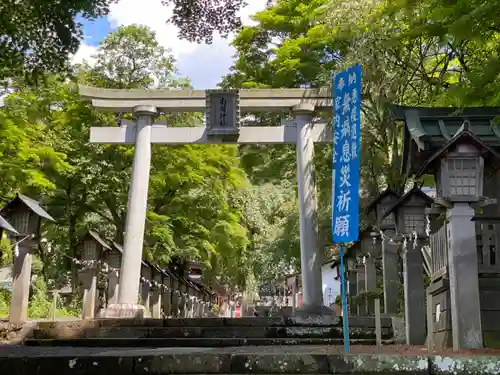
[332,64,362,244]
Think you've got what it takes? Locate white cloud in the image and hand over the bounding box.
[71,42,98,66]
[72,0,268,88]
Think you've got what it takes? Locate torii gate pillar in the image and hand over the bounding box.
[106,105,157,317]
[293,104,324,313]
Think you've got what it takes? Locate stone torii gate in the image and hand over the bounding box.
[79,86,333,317]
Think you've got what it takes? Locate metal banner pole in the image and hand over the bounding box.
[339,245,349,352]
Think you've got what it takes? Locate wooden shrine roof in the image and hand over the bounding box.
[390,105,500,175]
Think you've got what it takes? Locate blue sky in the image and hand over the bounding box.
[78,15,113,46]
[73,0,267,89]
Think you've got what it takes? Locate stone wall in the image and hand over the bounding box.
[428,276,500,348]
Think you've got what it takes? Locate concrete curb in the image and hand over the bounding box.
[1,351,500,374]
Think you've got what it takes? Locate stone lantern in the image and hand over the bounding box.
[337,243,364,316]
[366,189,400,231]
[187,261,203,317]
[0,215,18,238]
[0,215,18,264]
[140,260,152,314]
[195,284,209,317]
[176,274,186,319]
[382,186,434,345]
[104,242,123,307]
[366,189,401,315]
[1,194,55,324]
[203,287,214,316]
[150,264,163,318]
[417,122,500,202]
[77,230,111,319]
[360,229,381,257]
[359,229,380,315]
[184,279,199,318]
[2,194,54,237]
[343,257,356,315]
[284,273,299,315]
[415,123,500,350]
[383,185,434,239]
[161,268,173,318]
[192,284,203,318]
[187,261,203,282]
[179,276,190,318]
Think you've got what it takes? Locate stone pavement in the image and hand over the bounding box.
[1,345,500,374]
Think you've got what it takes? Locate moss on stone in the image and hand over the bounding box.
[430,356,500,375]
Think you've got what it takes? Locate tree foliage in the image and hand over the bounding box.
[79,25,178,89]
[379,0,500,107]
[0,0,116,82]
[162,0,246,43]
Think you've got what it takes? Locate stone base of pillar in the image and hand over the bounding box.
[391,316,407,345]
[98,303,151,318]
[288,313,340,326]
[294,304,338,317]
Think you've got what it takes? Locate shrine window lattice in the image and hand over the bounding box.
[11,212,30,234]
[108,252,121,269]
[447,158,479,196]
[476,223,498,267]
[83,241,98,261]
[403,212,425,235]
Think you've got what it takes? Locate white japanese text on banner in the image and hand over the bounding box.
[332,64,362,243]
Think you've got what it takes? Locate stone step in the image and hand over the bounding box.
[23,337,394,347]
[34,316,392,329]
[31,325,393,340]
[0,345,492,375]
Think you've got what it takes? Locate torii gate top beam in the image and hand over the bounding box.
[78,85,332,113]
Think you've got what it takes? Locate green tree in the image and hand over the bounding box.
[0,81,72,200]
[0,75,114,283]
[376,0,500,107]
[231,182,298,284]
[0,0,116,82]
[79,24,177,89]
[222,0,345,90]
